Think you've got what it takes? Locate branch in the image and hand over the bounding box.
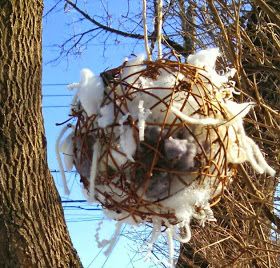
[65,0,186,56]
[43,0,64,18]
[65,0,144,39]
[177,243,209,268]
[253,0,280,26]
[238,165,280,231]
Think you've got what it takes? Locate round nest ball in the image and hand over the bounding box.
[58,49,275,243]
[71,57,235,226]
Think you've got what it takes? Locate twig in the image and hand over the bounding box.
[142,0,152,60]
[157,0,163,59]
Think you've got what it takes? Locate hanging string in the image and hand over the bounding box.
[157,0,163,59]
[142,0,152,60]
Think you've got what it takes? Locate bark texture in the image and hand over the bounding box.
[0,1,82,267]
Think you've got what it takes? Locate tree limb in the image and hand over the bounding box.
[65,0,186,56]
[238,165,280,231]
[253,0,280,26]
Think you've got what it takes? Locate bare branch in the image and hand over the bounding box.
[64,0,186,55]
[253,0,280,26]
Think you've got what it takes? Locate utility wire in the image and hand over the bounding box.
[43,94,74,97]
[63,206,101,211]
[43,83,69,86]
[61,200,87,203]
[51,169,77,173]
[43,105,70,108]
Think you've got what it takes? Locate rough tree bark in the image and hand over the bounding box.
[0,1,81,267]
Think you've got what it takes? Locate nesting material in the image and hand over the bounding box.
[56,48,275,266]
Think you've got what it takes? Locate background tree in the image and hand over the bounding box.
[0,1,81,267]
[56,0,279,267]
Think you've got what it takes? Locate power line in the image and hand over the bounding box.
[51,170,77,173]
[43,83,69,86]
[43,94,74,97]
[43,105,70,108]
[63,206,101,211]
[62,200,87,203]
[43,41,139,49]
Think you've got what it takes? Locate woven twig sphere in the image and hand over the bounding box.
[57,49,275,249]
[71,59,235,225]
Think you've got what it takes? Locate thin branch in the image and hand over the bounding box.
[142,0,152,60]
[253,0,280,26]
[43,0,64,18]
[157,0,163,59]
[65,0,185,55]
[238,165,280,230]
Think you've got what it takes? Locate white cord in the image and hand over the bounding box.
[166,227,175,268]
[89,140,101,202]
[171,105,224,126]
[55,124,71,195]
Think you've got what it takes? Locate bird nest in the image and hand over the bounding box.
[70,59,237,224]
[57,50,275,242]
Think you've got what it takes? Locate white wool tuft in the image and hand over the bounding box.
[187,48,220,71]
[55,124,71,195]
[104,221,123,256]
[175,220,192,243]
[223,101,254,124]
[98,103,115,128]
[110,148,128,167]
[168,186,212,229]
[68,69,105,117]
[138,100,151,141]
[171,105,224,126]
[221,100,275,176]
[121,55,145,86]
[89,141,100,202]
[119,114,137,162]
[243,136,276,176]
[59,132,74,171]
[95,220,110,248]
[166,227,175,268]
[187,48,236,88]
[227,126,247,164]
[145,218,161,258]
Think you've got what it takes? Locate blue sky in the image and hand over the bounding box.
[42,1,174,267]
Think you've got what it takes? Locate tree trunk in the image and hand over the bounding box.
[0,1,82,267]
